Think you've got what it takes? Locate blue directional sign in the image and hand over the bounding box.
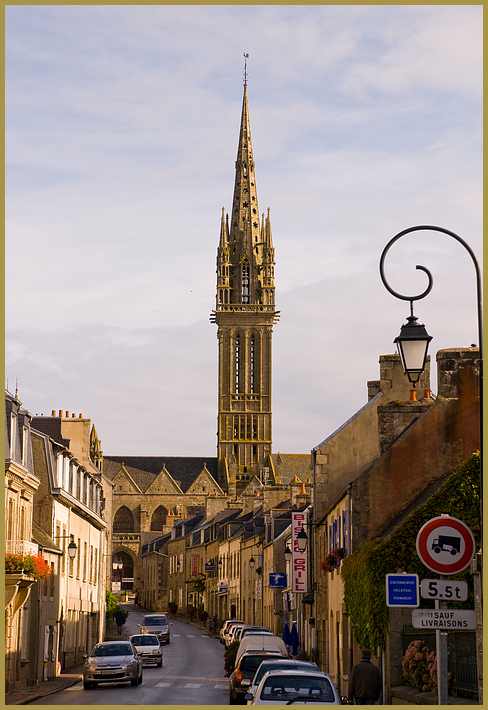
[386,573,419,607]
[269,573,287,589]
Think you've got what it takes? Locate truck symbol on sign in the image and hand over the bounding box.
[432,535,461,555]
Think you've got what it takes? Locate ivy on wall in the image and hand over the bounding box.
[341,452,480,651]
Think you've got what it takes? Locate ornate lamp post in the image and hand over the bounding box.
[380,224,482,705]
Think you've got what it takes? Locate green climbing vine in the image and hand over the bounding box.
[341,452,480,651]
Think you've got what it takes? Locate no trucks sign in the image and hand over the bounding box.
[415,515,475,574]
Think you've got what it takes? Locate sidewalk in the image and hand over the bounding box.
[5,622,127,705]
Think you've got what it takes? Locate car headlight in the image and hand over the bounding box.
[152,649,160,654]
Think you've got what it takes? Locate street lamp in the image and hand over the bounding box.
[249,556,255,570]
[284,546,292,564]
[380,224,482,705]
[296,525,308,553]
[67,540,77,560]
[112,557,123,570]
[394,310,432,387]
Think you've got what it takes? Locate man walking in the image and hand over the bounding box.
[348,649,382,704]
[115,609,127,635]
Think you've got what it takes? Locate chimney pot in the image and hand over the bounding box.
[410,390,417,401]
[66,411,69,418]
[79,413,83,418]
[51,410,56,416]
[59,410,63,417]
[423,389,431,400]
[72,412,76,417]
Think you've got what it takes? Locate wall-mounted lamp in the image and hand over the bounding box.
[284,546,292,564]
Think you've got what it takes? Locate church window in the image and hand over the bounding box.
[246,417,251,439]
[151,506,168,532]
[243,201,249,208]
[250,337,255,392]
[243,187,248,194]
[113,506,134,533]
[253,420,258,439]
[242,263,249,303]
[252,208,257,214]
[253,222,258,228]
[251,195,255,201]
[235,336,241,391]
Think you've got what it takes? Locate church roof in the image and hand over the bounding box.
[103,456,218,493]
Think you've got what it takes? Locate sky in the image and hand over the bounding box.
[5,5,482,458]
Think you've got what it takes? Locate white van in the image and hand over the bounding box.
[236,633,288,664]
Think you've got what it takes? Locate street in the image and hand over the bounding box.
[31,607,228,705]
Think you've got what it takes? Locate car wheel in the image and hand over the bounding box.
[83,681,93,690]
[131,676,138,687]
[166,638,170,644]
[229,692,236,704]
[157,659,163,668]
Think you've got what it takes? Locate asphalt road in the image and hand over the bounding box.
[31,608,229,705]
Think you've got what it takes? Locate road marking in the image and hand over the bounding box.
[215,684,228,690]
[172,633,181,637]
[187,634,195,637]
[164,675,228,681]
[155,682,172,687]
[185,683,202,688]
[201,634,210,638]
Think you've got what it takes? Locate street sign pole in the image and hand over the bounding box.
[435,577,448,705]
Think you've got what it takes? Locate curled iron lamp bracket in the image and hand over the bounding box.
[379,225,482,352]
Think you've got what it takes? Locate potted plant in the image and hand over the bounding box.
[5,552,51,581]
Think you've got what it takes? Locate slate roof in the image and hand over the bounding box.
[103,456,218,493]
[32,521,62,553]
[271,453,312,484]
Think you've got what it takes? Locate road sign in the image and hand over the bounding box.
[412,609,476,630]
[386,573,419,607]
[420,578,468,601]
[416,515,475,574]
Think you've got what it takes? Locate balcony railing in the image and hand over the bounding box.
[5,540,39,556]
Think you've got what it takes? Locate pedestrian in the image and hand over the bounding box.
[348,649,382,705]
[134,592,139,607]
[115,609,126,635]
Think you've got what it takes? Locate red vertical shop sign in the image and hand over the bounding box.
[292,511,308,593]
[191,554,198,577]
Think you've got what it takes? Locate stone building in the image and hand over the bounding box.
[312,347,480,700]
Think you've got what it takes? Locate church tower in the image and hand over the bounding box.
[211,67,280,491]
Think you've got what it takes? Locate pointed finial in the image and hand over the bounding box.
[243,53,249,85]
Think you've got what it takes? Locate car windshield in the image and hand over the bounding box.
[143,616,167,625]
[241,627,270,637]
[255,662,318,686]
[131,636,158,646]
[92,644,133,657]
[260,675,334,702]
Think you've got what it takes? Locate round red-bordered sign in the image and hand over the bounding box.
[416,516,475,574]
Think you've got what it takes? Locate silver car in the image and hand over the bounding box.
[246,669,342,705]
[139,613,172,645]
[130,634,163,667]
[83,640,143,689]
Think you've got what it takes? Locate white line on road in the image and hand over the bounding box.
[155,682,172,687]
[184,683,201,688]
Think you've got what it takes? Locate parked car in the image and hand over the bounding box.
[83,640,143,689]
[226,622,249,646]
[129,634,163,667]
[245,669,342,705]
[249,659,319,698]
[221,620,244,644]
[229,651,286,704]
[233,625,271,645]
[236,634,288,664]
[138,613,172,644]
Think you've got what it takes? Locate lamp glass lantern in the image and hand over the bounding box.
[284,546,292,564]
[394,314,432,385]
[67,540,77,559]
[296,526,308,553]
[249,556,255,570]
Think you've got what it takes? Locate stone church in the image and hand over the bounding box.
[103,73,311,593]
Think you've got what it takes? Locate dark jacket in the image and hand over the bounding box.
[348,659,382,701]
[115,611,126,625]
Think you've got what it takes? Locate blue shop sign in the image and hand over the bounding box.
[269,572,287,589]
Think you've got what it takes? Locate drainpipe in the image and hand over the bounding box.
[347,484,353,676]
